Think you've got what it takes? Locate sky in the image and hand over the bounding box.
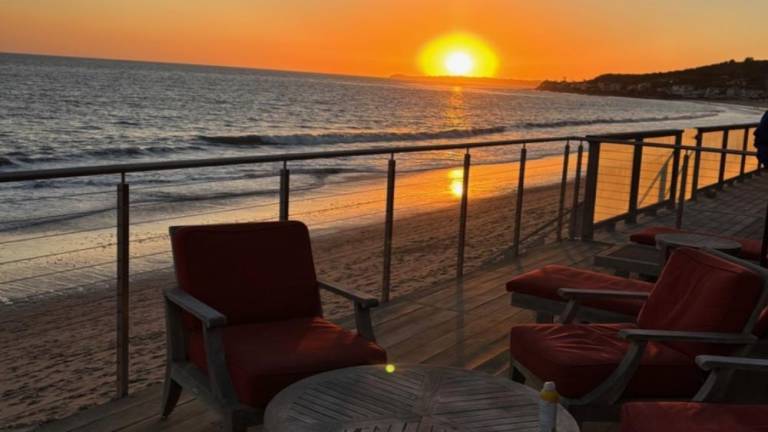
[2,0,767,80]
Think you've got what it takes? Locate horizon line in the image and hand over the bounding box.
[1,49,551,82]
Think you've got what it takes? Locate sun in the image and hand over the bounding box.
[419,32,498,77]
[444,51,475,76]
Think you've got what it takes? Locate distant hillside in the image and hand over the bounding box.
[538,58,768,101]
[391,74,541,89]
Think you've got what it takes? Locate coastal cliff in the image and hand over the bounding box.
[538,58,768,101]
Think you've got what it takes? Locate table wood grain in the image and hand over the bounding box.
[265,364,580,432]
[656,233,742,255]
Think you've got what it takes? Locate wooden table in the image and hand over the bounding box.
[656,233,742,258]
[265,364,579,432]
[594,243,661,278]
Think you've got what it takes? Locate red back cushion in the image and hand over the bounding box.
[637,248,764,357]
[170,221,322,328]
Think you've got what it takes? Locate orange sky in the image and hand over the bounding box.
[2,0,767,80]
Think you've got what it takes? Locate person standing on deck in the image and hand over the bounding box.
[756,111,768,167]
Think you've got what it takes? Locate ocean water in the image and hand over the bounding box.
[0,53,762,229]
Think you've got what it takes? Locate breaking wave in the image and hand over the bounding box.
[199,126,508,146]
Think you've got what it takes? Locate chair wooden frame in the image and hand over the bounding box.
[619,355,768,431]
[510,291,638,324]
[693,354,768,402]
[510,249,768,423]
[160,227,381,432]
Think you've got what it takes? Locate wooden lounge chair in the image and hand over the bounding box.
[509,248,768,423]
[630,202,768,267]
[507,265,653,323]
[630,226,765,262]
[621,355,768,432]
[161,221,387,432]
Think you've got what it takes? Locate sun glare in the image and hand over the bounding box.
[449,168,465,198]
[419,32,498,77]
[445,51,474,76]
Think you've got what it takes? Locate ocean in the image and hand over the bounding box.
[0,52,763,301]
[0,53,762,225]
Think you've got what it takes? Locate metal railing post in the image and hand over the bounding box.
[580,140,601,240]
[381,156,396,302]
[675,153,690,229]
[740,127,749,181]
[512,146,527,255]
[279,162,290,221]
[569,142,584,239]
[668,133,682,209]
[691,131,703,200]
[456,151,471,278]
[717,129,729,189]
[627,138,643,223]
[116,174,130,399]
[556,142,570,241]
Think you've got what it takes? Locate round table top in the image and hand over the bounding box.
[655,232,742,254]
[264,364,580,432]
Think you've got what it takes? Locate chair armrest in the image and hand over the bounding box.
[164,288,227,329]
[696,355,768,372]
[318,281,379,309]
[558,288,651,300]
[619,329,757,344]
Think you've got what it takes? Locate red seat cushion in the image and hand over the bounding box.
[638,248,764,357]
[187,317,387,407]
[506,265,654,317]
[629,226,683,246]
[509,323,703,399]
[621,402,768,432]
[630,226,766,261]
[170,221,322,328]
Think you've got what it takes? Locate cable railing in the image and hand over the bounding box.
[581,123,761,236]
[0,123,763,428]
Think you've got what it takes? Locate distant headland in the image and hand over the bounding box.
[390,74,541,89]
[538,58,768,103]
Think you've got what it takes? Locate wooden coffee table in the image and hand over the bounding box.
[594,243,661,277]
[265,364,580,431]
[656,233,742,258]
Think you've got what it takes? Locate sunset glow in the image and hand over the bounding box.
[1,1,767,80]
[419,33,498,77]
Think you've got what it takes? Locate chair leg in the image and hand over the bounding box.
[161,372,182,419]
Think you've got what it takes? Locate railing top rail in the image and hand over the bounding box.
[589,128,684,139]
[697,122,760,133]
[596,136,759,156]
[0,135,582,183]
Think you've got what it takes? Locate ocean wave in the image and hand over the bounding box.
[521,112,720,129]
[114,120,140,126]
[0,157,17,168]
[198,126,508,146]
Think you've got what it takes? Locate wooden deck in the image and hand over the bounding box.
[38,173,768,432]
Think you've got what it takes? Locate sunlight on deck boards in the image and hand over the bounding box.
[37,173,768,432]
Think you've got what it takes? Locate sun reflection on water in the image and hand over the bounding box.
[449,168,465,198]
